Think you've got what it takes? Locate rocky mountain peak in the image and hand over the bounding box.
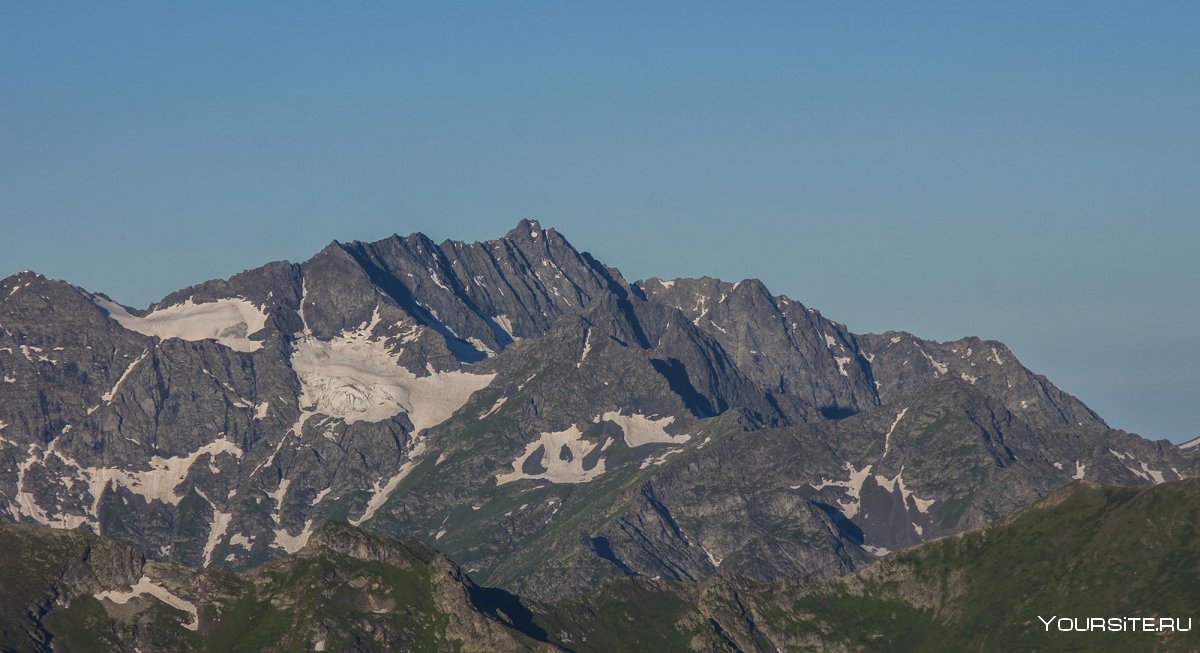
[302,520,437,565]
[504,218,545,241]
[0,221,1191,604]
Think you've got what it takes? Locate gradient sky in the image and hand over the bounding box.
[2,3,1197,442]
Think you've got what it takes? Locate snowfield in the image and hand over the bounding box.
[289,316,495,429]
[94,296,269,352]
[601,411,688,447]
[496,426,609,485]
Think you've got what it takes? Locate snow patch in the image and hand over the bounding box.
[466,337,494,357]
[15,438,245,529]
[273,522,315,554]
[577,328,592,367]
[639,448,684,469]
[602,411,688,447]
[988,347,1005,366]
[290,322,494,429]
[493,314,515,338]
[702,545,723,567]
[95,576,199,630]
[1139,461,1166,484]
[810,463,873,518]
[881,408,908,459]
[92,440,243,508]
[873,470,935,513]
[95,296,267,352]
[1106,450,1165,484]
[480,395,507,419]
[496,427,607,485]
[21,345,56,364]
[916,346,948,377]
[268,478,291,510]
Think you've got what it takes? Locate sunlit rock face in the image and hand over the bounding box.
[0,222,1192,602]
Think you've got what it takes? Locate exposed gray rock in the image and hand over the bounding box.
[0,222,1191,602]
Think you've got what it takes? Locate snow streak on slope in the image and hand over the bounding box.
[94,296,268,352]
[1108,449,1172,484]
[350,438,427,526]
[197,489,232,567]
[480,396,507,419]
[880,408,908,459]
[95,576,200,630]
[578,328,592,367]
[101,349,149,403]
[290,315,495,429]
[494,314,515,338]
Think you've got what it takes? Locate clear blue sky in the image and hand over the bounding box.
[2,3,1197,442]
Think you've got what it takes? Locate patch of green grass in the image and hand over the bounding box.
[781,593,942,651]
[203,590,294,653]
[935,489,977,529]
[43,596,124,653]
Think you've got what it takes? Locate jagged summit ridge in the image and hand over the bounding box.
[0,220,1193,602]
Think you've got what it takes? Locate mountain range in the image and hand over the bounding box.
[3,479,1198,651]
[1,220,1195,608]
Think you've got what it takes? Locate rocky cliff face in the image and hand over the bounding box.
[0,220,1193,602]
[6,480,1199,652]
